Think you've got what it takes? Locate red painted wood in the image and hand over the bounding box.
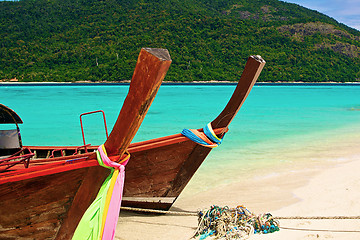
[0,54,265,240]
[0,159,99,184]
[104,48,172,157]
[0,168,90,239]
[0,48,172,238]
[122,56,266,210]
[212,55,266,131]
[55,166,110,240]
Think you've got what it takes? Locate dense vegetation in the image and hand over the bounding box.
[1,0,359,82]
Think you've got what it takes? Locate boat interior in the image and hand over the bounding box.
[0,104,100,173]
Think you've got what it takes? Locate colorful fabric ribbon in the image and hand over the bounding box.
[203,123,222,145]
[181,123,223,148]
[72,145,129,240]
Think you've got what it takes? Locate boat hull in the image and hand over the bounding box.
[0,54,265,239]
[0,47,172,239]
[121,55,266,210]
[122,132,213,210]
[0,165,109,239]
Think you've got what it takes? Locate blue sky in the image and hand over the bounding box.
[283,0,360,30]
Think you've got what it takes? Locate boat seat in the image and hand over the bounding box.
[0,129,21,156]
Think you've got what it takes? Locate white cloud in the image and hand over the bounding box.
[284,0,360,30]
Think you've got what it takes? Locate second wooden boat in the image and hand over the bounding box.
[122,55,266,210]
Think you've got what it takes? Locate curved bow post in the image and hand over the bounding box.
[104,48,172,158]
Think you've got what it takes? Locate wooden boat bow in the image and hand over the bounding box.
[166,55,265,197]
[212,55,266,134]
[122,55,266,210]
[104,48,172,157]
[0,48,172,239]
[0,51,265,240]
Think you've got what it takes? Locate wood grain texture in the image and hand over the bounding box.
[0,168,88,239]
[121,55,266,210]
[0,48,172,238]
[0,54,264,239]
[104,48,172,157]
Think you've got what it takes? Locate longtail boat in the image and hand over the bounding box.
[0,48,172,239]
[122,55,266,210]
[0,51,265,238]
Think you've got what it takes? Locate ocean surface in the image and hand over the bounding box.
[1,83,360,191]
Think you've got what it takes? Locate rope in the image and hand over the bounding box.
[120,206,360,220]
[120,206,197,216]
[120,206,360,236]
[277,216,360,220]
[280,226,360,233]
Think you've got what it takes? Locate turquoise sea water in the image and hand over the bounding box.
[1,83,360,189]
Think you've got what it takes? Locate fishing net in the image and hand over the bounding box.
[193,205,279,239]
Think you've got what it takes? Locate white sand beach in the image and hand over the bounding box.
[115,131,360,240]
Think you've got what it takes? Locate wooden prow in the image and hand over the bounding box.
[211,55,266,132]
[104,48,172,157]
[166,55,265,198]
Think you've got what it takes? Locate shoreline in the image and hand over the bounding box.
[1,81,360,86]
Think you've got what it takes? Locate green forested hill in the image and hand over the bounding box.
[1,0,359,82]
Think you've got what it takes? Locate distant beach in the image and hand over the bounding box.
[1,79,360,85]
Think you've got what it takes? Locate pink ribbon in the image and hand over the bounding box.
[98,145,129,240]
